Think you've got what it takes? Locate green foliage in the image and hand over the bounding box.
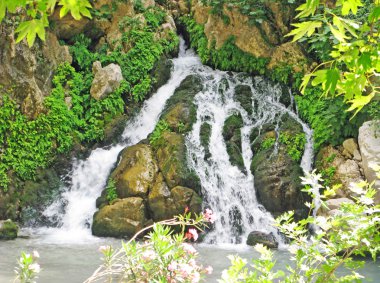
[295,86,368,150]
[288,0,380,115]
[0,0,92,46]
[0,63,124,190]
[14,250,41,283]
[149,120,171,147]
[180,16,269,74]
[260,133,306,161]
[105,179,118,203]
[279,132,306,162]
[221,171,380,282]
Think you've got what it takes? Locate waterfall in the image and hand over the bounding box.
[34,38,201,243]
[186,75,314,244]
[31,38,313,246]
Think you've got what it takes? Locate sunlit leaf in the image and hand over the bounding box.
[286,21,322,41]
[15,19,46,47]
[347,92,376,116]
[58,0,92,20]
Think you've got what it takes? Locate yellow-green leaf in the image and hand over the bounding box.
[347,92,376,116]
[15,19,46,47]
[286,21,322,42]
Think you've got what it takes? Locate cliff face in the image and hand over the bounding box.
[0,26,72,118]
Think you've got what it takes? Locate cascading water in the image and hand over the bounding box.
[186,73,313,244]
[30,37,313,246]
[34,38,202,243]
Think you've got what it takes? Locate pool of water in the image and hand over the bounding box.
[1,234,379,282]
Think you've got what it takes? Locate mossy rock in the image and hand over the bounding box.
[234,84,253,115]
[0,219,18,240]
[160,74,203,133]
[151,56,174,92]
[155,132,201,192]
[147,173,177,221]
[251,144,308,220]
[171,186,202,214]
[110,144,158,198]
[200,122,212,160]
[92,197,147,238]
[223,114,245,171]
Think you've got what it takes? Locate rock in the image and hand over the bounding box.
[50,9,91,40]
[223,114,245,171]
[319,197,355,216]
[142,0,155,9]
[156,132,200,191]
[0,219,18,240]
[336,160,363,189]
[0,28,72,118]
[234,85,253,115]
[353,149,362,161]
[358,120,380,203]
[267,42,309,73]
[111,144,158,198]
[246,231,278,249]
[90,61,123,100]
[92,197,147,238]
[148,173,177,221]
[251,117,309,220]
[343,138,359,157]
[171,186,202,214]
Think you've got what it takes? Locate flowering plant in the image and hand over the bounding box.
[14,250,41,283]
[220,170,380,282]
[85,209,215,283]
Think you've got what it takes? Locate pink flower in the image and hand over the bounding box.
[191,271,201,283]
[186,228,198,241]
[203,208,216,223]
[168,261,178,272]
[29,263,41,273]
[33,250,40,259]
[182,243,197,255]
[141,250,156,261]
[179,263,193,278]
[205,266,213,274]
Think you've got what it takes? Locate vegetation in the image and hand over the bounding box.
[260,133,306,162]
[149,119,171,148]
[0,0,92,46]
[85,209,216,283]
[288,0,380,115]
[0,6,179,191]
[221,170,380,282]
[180,16,268,75]
[105,179,118,203]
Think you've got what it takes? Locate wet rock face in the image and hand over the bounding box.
[250,116,309,220]
[246,231,278,249]
[111,144,158,198]
[0,28,72,118]
[90,61,123,100]
[0,219,18,240]
[92,75,203,237]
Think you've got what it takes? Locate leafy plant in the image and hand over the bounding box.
[14,250,41,283]
[105,179,118,203]
[288,0,380,115]
[0,0,92,46]
[221,170,380,282]
[85,210,216,283]
[149,120,171,147]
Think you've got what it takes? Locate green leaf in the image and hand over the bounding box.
[15,19,46,47]
[58,0,92,20]
[286,21,322,41]
[329,23,348,42]
[368,6,380,22]
[347,92,376,116]
[311,69,340,95]
[338,0,363,15]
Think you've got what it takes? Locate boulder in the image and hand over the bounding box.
[319,198,354,216]
[342,138,359,157]
[148,173,177,221]
[156,132,199,190]
[251,117,309,220]
[92,197,147,238]
[336,160,363,189]
[223,114,245,172]
[0,219,18,240]
[171,186,202,214]
[246,231,278,249]
[111,144,158,198]
[358,120,380,203]
[90,61,123,100]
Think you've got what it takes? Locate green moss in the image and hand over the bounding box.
[0,220,18,240]
[223,114,245,171]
